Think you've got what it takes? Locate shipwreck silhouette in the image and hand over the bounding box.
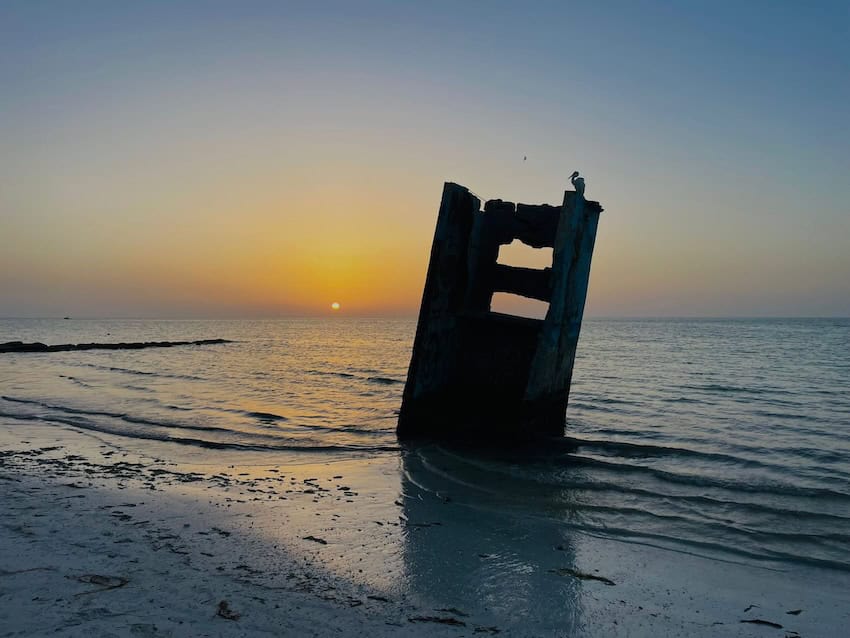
[398,178,603,442]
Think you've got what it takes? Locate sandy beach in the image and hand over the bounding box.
[1,419,460,637]
[3,416,847,637]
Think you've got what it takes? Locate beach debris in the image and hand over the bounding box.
[740,619,783,629]
[785,609,803,615]
[216,600,241,621]
[74,574,129,596]
[367,595,390,602]
[0,566,54,576]
[548,567,615,586]
[408,615,467,627]
[302,535,328,545]
[436,607,469,617]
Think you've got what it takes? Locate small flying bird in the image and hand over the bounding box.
[523,155,527,161]
[570,170,585,197]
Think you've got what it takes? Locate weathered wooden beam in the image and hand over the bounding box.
[484,199,516,215]
[464,212,501,313]
[482,199,517,245]
[513,203,560,248]
[480,201,561,248]
[523,191,601,434]
[398,183,480,437]
[491,264,551,302]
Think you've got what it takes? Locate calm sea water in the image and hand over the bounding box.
[1,318,848,573]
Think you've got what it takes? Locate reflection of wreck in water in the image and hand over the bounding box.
[399,446,584,631]
[398,178,603,441]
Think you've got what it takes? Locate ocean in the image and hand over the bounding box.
[1,317,849,578]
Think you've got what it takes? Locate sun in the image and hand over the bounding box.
[331,302,341,311]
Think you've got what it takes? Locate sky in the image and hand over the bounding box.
[1,0,848,318]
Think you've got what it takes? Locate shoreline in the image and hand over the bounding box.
[2,417,848,636]
[0,419,459,637]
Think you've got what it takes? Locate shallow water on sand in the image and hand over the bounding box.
[1,317,849,575]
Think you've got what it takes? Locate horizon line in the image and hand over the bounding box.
[1,315,848,321]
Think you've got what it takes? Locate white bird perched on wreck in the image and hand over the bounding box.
[570,171,585,197]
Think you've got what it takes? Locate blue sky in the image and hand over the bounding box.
[1,1,848,317]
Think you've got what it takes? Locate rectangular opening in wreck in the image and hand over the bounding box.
[496,241,553,270]
[490,292,549,320]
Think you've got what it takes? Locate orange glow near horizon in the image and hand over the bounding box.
[3,5,850,319]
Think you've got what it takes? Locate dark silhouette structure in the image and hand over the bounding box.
[398,179,602,441]
[0,339,232,354]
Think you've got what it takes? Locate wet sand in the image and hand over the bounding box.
[2,418,847,637]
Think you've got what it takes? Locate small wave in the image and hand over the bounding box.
[73,362,206,382]
[572,521,850,573]
[661,396,706,404]
[679,383,794,396]
[0,409,399,454]
[564,433,774,467]
[568,401,642,415]
[123,384,154,393]
[572,475,850,523]
[0,396,398,452]
[245,410,288,423]
[1,395,238,436]
[307,370,355,379]
[366,376,403,385]
[567,436,850,485]
[586,396,637,406]
[289,421,394,437]
[345,367,384,375]
[155,403,290,427]
[565,436,780,469]
[563,453,850,500]
[406,446,850,524]
[306,369,403,385]
[59,375,97,389]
